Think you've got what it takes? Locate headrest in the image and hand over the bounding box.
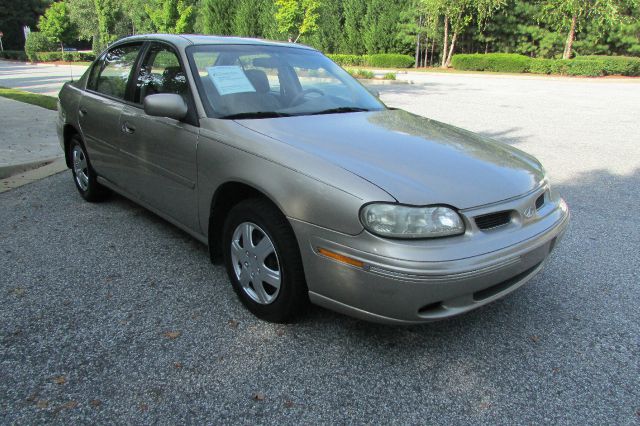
[163,66,183,79]
[245,69,270,94]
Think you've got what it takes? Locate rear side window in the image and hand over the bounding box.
[135,43,189,104]
[91,44,142,100]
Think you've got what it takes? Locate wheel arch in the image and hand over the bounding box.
[208,181,288,261]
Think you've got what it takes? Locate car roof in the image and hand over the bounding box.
[114,34,317,51]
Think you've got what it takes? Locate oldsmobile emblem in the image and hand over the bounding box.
[523,205,536,219]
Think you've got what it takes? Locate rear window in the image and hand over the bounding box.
[89,43,142,100]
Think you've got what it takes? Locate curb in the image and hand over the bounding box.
[0,157,62,180]
[361,79,410,85]
[0,158,67,193]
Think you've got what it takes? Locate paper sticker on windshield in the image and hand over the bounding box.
[206,66,255,96]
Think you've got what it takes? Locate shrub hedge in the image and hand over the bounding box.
[0,50,28,61]
[326,54,368,66]
[451,53,640,77]
[367,54,415,68]
[24,32,56,61]
[328,53,414,68]
[27,51,96,62]
[451,53,531,73]
[529,59,606,77]
[578,55,640,76]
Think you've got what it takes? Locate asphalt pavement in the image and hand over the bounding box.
[1,63,639,424]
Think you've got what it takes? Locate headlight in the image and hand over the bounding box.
[360,203,465,239]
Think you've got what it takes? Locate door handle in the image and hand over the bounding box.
[121,122,136,134]
[79,108,87,117]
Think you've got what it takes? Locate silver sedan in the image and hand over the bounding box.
[57,34,569,324]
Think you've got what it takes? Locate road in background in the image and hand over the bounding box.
[0,60,87,96]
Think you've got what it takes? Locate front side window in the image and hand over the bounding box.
[92,43,142,99]
[135,43,189,104]
[187,44,385,119]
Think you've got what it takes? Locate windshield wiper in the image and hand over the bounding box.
[219,111,293,120]
[308,107,371,116]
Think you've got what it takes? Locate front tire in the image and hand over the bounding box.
[222,198,308,323]
[69,135,108,202]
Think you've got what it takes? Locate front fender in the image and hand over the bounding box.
[196,120,395,236]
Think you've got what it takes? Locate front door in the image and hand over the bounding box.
[118,42,200,231]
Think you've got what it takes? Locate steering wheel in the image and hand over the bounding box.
[290,88,325,106]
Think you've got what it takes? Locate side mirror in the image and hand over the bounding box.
[144,94,188,121]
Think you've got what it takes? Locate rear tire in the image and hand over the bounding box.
[69,135,108,202]
[222,198,308,323]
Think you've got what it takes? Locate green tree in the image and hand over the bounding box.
[0,0,51,50]
[362,0,409,54]
[38,1,76,52]
[233,0,276,37]
[67,0,97,42]
[602,2,640,55]
[541,0,630,59]
[200,0,236,35]
[93,0,123,52]
[122,0,156,34]
[341,0,367,53]
[441,0,505,67]
[305,0,343,52]
[145,0,195,33]
[274,0,321,43]
[400,0,444,67]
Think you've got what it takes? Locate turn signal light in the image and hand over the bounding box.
[317,248,365,268]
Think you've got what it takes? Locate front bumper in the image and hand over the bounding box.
[290,192,570,324]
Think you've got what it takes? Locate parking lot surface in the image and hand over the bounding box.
[1,71,639,424]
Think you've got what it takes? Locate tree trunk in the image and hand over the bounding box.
[445,32,458,68]
[563,14,577,59]
[441,15,449,68]
[415,15,422,68]
[430,39,436,67]
[423,35,429,67]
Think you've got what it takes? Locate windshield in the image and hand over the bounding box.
[186,44,386,119]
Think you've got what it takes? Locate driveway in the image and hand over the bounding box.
[1,63,639,423]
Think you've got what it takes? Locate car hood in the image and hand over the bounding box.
[236,109,545,209]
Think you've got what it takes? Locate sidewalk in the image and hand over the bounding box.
[0,96,64,181]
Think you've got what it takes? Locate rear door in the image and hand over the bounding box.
[118,41,200,231]
[79,43,143,183]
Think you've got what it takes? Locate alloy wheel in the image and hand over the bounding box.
[230,222,281,305]
[72,144,89,191]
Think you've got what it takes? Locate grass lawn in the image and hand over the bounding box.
[0,87,57,111]
[45,61,92,67]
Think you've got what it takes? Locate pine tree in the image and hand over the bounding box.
[200,0,236,35]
